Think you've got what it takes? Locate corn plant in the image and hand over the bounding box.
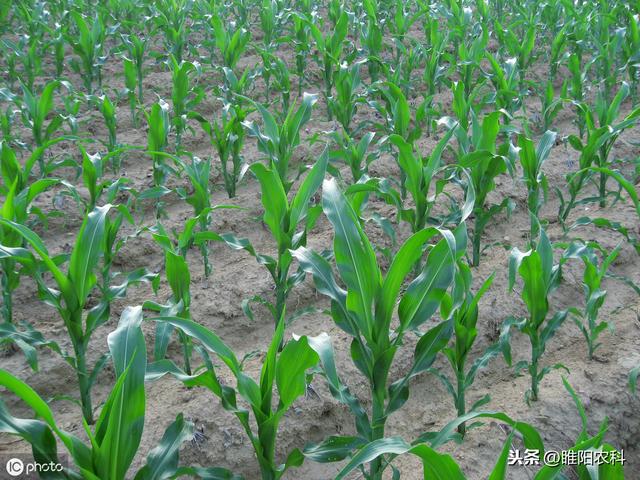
[0,205,150,423]
[178,156,238,277]
[519,131,557,242]
[148,312,319,479]
[291,14,312,95]
[390,133,474,237]
[120,33,147,101]
[0,143,60,324]
[154,0,189,63]
[258,50,292,112]
[209,15,250,70]
[190,99,248,198]
[434,264,498,436]
[62,93,81,135]
[422,18,449,106]
[243,92,318,191]
[537,79,566,132]
[329,130,379,183]
[292,178,464,479]
[534,377,625,479]
[307,11,348,120]
[122,57,139,126]
[168,55,203,149]
[146,100,175,211]
[13,80,69,173]
[501,227,568,403]
[330,60,365,135]
[0,307,210,480]
[457,112,512,266]
[92,93,119,158]
[484,54,521,116]
[216,152,327,327]
[67,11,106,94]
[361,0,383,82]
[568,243,621,361]
[495,21,536,90]
[148,218,198,374]
[76,146,125,211]
[387,2,425,65]
[455,27,488,99]
[567,51,589,138]
[558,84,640,223]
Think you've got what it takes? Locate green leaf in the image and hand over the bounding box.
[93,306,147,480]
[134,414,194,480]
[276,336,319,409]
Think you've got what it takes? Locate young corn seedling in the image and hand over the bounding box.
[154,0,189,63]
[176,155,239,276]
[434,263,498,436]
[537,79,567,132]
[455,27,488,99]
[148,311,320,479]
[217,152,327,327]
[122,57,140,126]
[361,0,383,82]
[258,50,292,112]
[91,93,119,159]
[567,243,621,361]
[0,307,208,480]
[567,51,589,138]
[148,218,198,374]
[0,205,148,423]
[62,93,81,135]
[306,11,348,120]
[494,20,536,90]
[145,100,175,216]
[168,55,203,150]
[259,0,279,50]
[558,83,640,223]
[534,377,625,479]
[484,53,521,116]
[291,14,312,95]
[329,130,379,183]
[12,80,69,173]
[120,33,147,101]
[518,131,556,243]
[456,112,512,266]
[330,60,366,135]
[501,226,568,404]
[390,133,475,238]
[292,178,464,479]
[209,15,250,70]
[387,1,424,66]
[67,11,106,94]
[243,92,318,191]
[190,99,249,198]
[0,143,60,324]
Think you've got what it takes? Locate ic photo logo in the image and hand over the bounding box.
[2,456,65,479]
[5,458,23,477]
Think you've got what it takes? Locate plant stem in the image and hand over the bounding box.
[472,214,481,267]
[456,366,466,436]
[1,267,13,323]
[599,171,607,208]
[369,389,386,480]
[74,340,93,424]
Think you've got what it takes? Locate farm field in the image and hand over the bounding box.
[0,0,639,479]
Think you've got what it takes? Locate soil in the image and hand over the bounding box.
[1,16,639,480]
